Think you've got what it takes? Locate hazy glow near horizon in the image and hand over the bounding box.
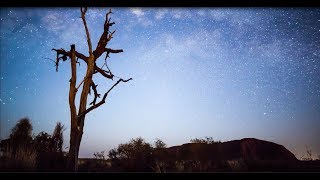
[0,8,319,159]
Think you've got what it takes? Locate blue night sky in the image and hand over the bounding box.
[0,8,319,159]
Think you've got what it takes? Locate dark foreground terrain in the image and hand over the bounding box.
[1,138,320,172]
[78,138,320,172]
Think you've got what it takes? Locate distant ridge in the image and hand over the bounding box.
[156,138,297,161]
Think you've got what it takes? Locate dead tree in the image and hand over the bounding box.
[52,8,132,171]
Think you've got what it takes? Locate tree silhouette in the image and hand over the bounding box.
[9,118,33,155]
[153,139,167,172]
[35,132,52,153]
[108,137,154,171]
[51,122,65,153]
[10,118,33,141]
[0,118,37,170]
[52,8,132,171]
[154,138,167,149]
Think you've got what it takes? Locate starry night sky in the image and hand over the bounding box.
[0,8,319,158]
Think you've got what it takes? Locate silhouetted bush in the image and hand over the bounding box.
[35,132,52,153]
[0,118,36,171]
[51,122,64,153]
[0,118,67,171]
[34,122,67,171]
[108,137,155,172]
[300,145,313,161]
[154,139,166,148]
[190,137,221,144]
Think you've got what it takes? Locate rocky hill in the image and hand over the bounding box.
[156,138,297,162]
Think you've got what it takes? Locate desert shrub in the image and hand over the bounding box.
[94,151,106,160]
[0,119,67,171]
[300,145,313,161]
[152,139,168,172]
[154,139,166,148]
[0,118,36,171]
[9,118,33,155]
[190,137,221,144]
[108,137,155,172]
[35,132,52,152]
[2,145,37,171]
[34,122,66,171]
[51,122,64,153]
[93,151,107,169]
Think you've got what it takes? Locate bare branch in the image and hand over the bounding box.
[105,48,123,54]
[52,48,68,55]
[102,47,122,67]
[75,74,94,92]
[101,58,111,73]
[108,30,116,40]
[42,57,56,63]
[89,81,100,105]
[52,49,88,63]
[106,8,112,20]
[95,64,114,79]
[81,7,93,55]
[80,7,87,14]
[93,9,117,59]
[52,48,69,72]
[78,78,132,118]
[76,78,85,92]
[52,48,89,72]
[102,48,123,71]
[75,51,89,63]
[105,9,114,32]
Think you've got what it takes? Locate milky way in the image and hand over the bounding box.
[0,8,319,158]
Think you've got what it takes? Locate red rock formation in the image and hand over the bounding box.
[155,138,297,162]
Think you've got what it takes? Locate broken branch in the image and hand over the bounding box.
[78,78,132,118]
[75,51,89,63]
[89,81,100,105]
[93,9,117,59]
[52,48,89,72]
[95,64,114,79]
[52,48,70,72]
[105,48,123,54]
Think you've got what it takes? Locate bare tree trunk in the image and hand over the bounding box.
[68,55,95,171]
[68,127,80,171]
[67,44,79,171]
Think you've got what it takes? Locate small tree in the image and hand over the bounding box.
[35,132,52,153]
[10,118,33,145]
[94,151,106,167]
[52,8,132,171]
[94,151,105,160]
[51,122,65,153]
[306,146,312,160]
[9,118,33,156]
[301,145,313,161]
[34,122,66,171]
[2,118,36,170]
[108,137,154,171]
[154,139,166,149]
[153,139,167,172]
